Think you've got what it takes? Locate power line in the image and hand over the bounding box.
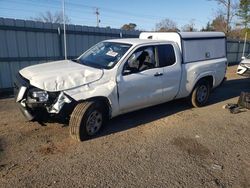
[0,0,207,29]
[9,0,205,24]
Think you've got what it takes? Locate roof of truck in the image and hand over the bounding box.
[140,32,225,39]
[178,32,225,38]
[105,32,225,46]
[104,38,170,45]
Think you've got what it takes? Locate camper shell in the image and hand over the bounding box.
[139,32,227,64]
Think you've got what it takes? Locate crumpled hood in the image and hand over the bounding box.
[19,60,104,92]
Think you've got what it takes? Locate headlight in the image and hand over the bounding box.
[32,90,49,102]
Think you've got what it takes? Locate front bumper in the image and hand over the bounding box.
[14,74,75,121]
[17,102,35,121]
[14,74,34,120]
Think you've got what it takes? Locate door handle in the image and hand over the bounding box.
[154,72,163,77]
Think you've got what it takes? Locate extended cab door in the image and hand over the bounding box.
[117,46,164,113]
[156,44,181,101]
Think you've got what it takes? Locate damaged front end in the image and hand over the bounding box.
[14,73,76,121]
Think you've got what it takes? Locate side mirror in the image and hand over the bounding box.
[123,67,138,75]
[123,69,132,75]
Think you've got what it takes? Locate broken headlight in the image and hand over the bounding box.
[31,90,49,102]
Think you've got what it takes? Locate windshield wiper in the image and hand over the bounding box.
[90,63,105,69]
[71,59,89,67]
[72,58,104,69]
[71,59,80,63]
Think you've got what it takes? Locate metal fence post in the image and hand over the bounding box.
[57,27,63,59]
[236,41,241,63]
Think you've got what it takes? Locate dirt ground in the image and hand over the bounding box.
[0,65,250,188]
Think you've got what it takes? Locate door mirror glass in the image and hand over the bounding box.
[123,66,139,75]
[123,69,132,75]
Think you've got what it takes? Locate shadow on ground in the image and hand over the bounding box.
[208,78,250,105]
[98,99,190,138]
[5,77,249,140]
[0,138,5,165]
[95,78,250,139]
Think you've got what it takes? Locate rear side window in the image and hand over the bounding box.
[157,45,176,67]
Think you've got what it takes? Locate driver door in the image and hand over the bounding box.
[117,46,164,113]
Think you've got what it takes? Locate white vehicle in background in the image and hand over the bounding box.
[15,32,227,141]
[237,54,250,77]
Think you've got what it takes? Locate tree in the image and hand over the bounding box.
[211,14,228,33]
[121,23,137,31]
[201,22,214,31]
[181,19,197,31]
[32,11,70,24]
[209,0,238,33]
[237,0,250,28]
[155,18,179,32]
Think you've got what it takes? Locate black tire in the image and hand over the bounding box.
[191,80,210,107]
[69,101,106,141]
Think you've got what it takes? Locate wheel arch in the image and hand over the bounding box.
[190,75,213,107]
[192,75,214,92]
[78,96,112,119]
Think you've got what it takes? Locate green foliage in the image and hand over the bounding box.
[182,19,197,32]
[121,23,137,31]
[201,22,214,31]
[227,28,250,40]
[155,18,179,32]
[237,0,250,28]
[211,15,228,33]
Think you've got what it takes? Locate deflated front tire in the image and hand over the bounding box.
[69,101,106,141]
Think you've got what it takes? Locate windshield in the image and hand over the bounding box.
[77,42,132,69]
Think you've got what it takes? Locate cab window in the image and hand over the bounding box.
[157,44,176,67]
[123,46,156,75]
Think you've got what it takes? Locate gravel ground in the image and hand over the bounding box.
[0,65,250,188]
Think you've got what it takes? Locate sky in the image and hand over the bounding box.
[0,0,223,30]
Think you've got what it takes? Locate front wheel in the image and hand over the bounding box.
[191,80,210,107]
[69,101,105,141]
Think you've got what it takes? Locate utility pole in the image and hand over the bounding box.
[242,32,248,58]
[226,0,230,34]
[62,0,67,60]
[95,8,100,27]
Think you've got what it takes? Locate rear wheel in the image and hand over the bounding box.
[69,101,106,141]
[191,80,210,107]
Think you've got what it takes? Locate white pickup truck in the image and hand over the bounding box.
[15,32,227,141]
